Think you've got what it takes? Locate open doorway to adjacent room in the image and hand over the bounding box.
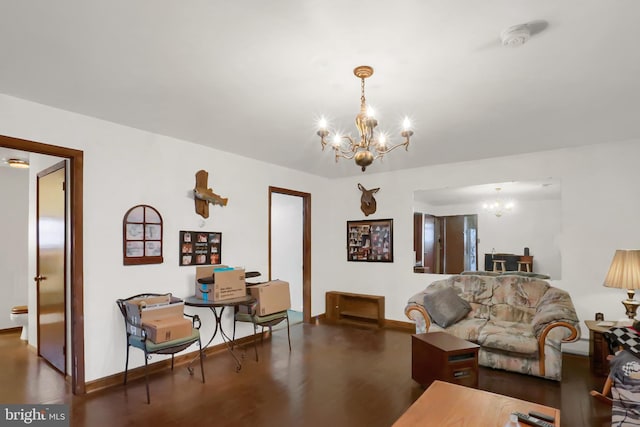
[0,135,85,398]
[268,186,311,325]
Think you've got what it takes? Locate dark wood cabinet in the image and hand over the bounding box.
[325,291,385,328]
[412,332,480,388]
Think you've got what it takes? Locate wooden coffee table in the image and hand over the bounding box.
[412,332,480,388]
[393,380,560,426]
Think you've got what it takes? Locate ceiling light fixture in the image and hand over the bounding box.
[501,24,531,47]
[482,188,515,217]
[7,158,29,169]
[316,65,413,172]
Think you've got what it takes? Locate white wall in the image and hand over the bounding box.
[0,167,29,329]
[0,94,331,381]
[316,139,640,355]
[3,92,639,379]
[479,199,562,279]
[419,198,562,278]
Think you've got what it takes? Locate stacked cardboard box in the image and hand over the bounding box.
[124,295,192,343]
[247,280,291,316]
[195,266,246,301]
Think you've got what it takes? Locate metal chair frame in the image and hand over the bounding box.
[232,308,291,361]
[116,293,205,404]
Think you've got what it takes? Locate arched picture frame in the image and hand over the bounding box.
[123,204,164,265]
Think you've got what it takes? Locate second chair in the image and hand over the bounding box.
[232,303,291,361]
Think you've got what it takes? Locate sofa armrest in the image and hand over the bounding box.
[536,320,579,377]
[532,287,580,339]
[530,287,580,377]
[405,303,432,333]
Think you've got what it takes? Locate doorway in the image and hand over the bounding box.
[414,213,477,274]
[268,186,311,323]
[0,134,85,394]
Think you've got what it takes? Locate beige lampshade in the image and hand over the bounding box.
[603,250,640,289]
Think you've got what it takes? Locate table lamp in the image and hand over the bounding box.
[603,249,640,322]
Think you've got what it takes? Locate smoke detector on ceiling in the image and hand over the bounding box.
[501,24,531,47]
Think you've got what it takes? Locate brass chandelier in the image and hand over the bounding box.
[317,65,413,172]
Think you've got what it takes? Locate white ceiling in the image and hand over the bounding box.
[414,179,561,206]
[1,1,639,178]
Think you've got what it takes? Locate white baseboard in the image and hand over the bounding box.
[561,337,588,356]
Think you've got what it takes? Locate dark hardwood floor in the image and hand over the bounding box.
[0,324,611,426]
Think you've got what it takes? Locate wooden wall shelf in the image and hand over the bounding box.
[325,291,385,328]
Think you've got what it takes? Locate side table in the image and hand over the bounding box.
[185,295,256,372]
[584,320,614,377]
[412,332,480,388]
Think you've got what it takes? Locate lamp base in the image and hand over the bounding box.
[622,297,640,320]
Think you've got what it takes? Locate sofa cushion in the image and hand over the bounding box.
[452,275,493,304]
[477,320,538,356]
[444,318,487,342]
[423,286,471,328]
[490,304,536,323]
[491,276,550,308]
[468,302,491,320]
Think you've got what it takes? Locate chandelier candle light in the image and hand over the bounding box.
[317,66,413,172]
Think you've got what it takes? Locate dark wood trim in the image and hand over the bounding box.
[384,319,416,332]
[84,334,258,394]
[317,312,415,332]
[0,134,85,394]
[0,327,23,335]
[268,186,312,324]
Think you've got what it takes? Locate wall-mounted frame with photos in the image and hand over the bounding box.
[179,231,222,266]
[347,219,393,262]
[123,204,164,265]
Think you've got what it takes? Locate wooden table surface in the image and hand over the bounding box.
[393,380,560,426]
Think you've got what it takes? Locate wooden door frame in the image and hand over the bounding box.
[0,134,84,394]
[268,186,311,324]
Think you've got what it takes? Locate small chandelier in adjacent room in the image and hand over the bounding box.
[483,188,515,217]
[316,65,413,172]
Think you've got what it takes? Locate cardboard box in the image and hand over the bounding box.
[195,264,229,284]
[248,280,291,316]
[195,266,246,301]
[143,317,192,343]
[124,296,185,337]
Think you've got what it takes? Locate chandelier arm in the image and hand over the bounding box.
[324,135,359,160]
[373,137,411,157]
[334,150,357,161]
[334,135,358,155]
[318,129,330,151]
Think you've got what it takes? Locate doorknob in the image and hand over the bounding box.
[34,275,47,282]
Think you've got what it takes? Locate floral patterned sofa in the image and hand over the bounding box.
[405,274,580,380]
